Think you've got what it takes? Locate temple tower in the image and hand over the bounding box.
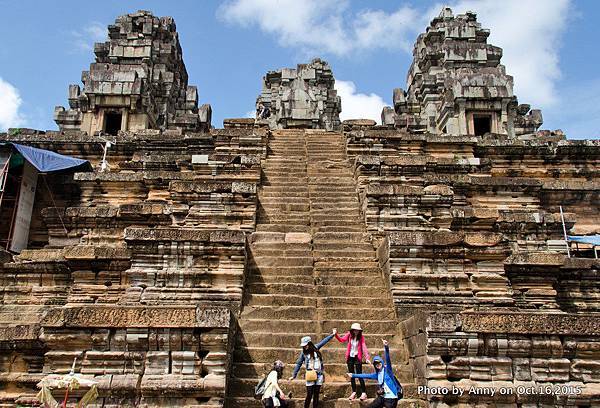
[382,8,543,137]
[54,10,211,134]
[256,58,341,131]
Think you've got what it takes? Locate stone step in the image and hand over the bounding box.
[239,319,398,334]
[260,186,309,192]
[313,225,365,233]
[246,274,314,285]
[256,225,311,233]
[257,212,310,222]
[258,197,310,203]
[308,184,356,189]
[312,251,375,260]
[311,210,361,217]
[227,380,379,400]
[226,397,424,408]
[233,346,404,366]
[310,199,359,205]
[267,148,306,152]
[239,318,316,333]
[248,267,385,278]
[261,176,308,182]
[241,306,396,321]
[262,161,306,165]
[246,266,314,276]
[256,218,309,226]
[231,363,413,385]
[314,260,380,269]
[259,191,310,197]
[312,232,371,242]
[316,286,386,297]
[245,294,392,308]
[309,193,358,199]
[235,332,396,349]
[250,248,312,257]
[249,237,310,246]
[312,242,374,251]
[251,256,313,267]
[311,204,360,210]
[315,276,383,287]
[311,221,364,229]
[262,155,306,160]
[258,208,310,216]
[246,283,384,297]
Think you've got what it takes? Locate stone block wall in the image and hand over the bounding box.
[401,312,600,406]
[0,126,267,406]
[343,122,600,406]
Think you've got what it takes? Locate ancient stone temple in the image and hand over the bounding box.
[256,58,342,131]
[0,7,599,408]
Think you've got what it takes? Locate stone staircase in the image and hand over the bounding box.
[227,130,417,407]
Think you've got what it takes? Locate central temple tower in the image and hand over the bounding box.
[256,58,341,131]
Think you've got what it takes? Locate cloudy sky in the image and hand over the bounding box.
[0,0,598,139]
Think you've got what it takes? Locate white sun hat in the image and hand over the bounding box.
[350,323,363,331]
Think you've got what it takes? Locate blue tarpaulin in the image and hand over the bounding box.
[7,143,90,173]
[568,235,600,246]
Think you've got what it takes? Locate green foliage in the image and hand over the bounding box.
[8,128,22,136]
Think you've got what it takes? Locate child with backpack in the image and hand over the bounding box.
[256,360,289,407]
[346,339,403,408]
[334,323,371,400]
[289,332,335,408]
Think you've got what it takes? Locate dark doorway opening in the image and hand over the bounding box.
[473,115,492,136]
[104,111,122,135]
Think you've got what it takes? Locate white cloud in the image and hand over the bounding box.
[219,0,572,109]
[336,80,388,124]
[0,77,24,131]
[218,0,419,56]
[353,7,420,53]
[71,22,107,52]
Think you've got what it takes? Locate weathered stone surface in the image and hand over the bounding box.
[0,6,599,408]
[256,58,341,130]
[54,10,211,134]
[42,306,230,329]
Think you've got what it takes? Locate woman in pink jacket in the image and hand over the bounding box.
[334,323,371,400]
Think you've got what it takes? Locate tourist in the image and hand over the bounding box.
[257,103,271,119]
[261,360,289,407]
[334,323,371,400]
[346,339,402,408]
[289,332,335,408]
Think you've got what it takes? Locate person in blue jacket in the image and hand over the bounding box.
[289,331,335,408]
[347,339,402,408]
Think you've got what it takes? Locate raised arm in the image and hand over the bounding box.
[384,342,393,377]
[350,371,379,380]
[335,331,350,343]
[316,333,334,350]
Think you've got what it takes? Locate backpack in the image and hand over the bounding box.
[254,374,269,400]
[394,375,404,399]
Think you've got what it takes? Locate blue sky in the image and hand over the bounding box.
[0,0,598,139]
